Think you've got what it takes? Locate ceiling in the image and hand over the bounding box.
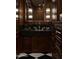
[31,0,44,7]
[16,0,52,7]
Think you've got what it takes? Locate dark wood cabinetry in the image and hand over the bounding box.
[16,23,55,53]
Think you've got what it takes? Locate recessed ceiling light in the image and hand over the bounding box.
[60,13,62,20]
[60,13,62,17]
[16,15,18,18]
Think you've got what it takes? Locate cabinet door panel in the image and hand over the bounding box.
[32,36,51,52]
[22,37,32,52]
[16,38,22,53]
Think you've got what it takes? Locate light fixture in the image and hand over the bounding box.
[16,15,18,18]
[60,13,62,17]
[46,8,50,12]
[52,8,57,13]
[28,8,33,13]
[60,13,62,20]
[52,0,56,2]
[46,15,50,19]
[52,14,57,19]
[28,15,33,19]
[16,8,18,12]
[38,4,41,6]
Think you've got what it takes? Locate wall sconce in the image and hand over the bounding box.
[46,15,50,19]
[52,8,57,14]
[46,8,50,13]
[16,15,18,18]
[60,13,62,20]
[52,0,56,2]
[16,8,18,12]
[28,15,33,19]
[52,14,57,19]
[28,8,33,13]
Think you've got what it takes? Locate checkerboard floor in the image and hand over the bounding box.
[17,53,52,59]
